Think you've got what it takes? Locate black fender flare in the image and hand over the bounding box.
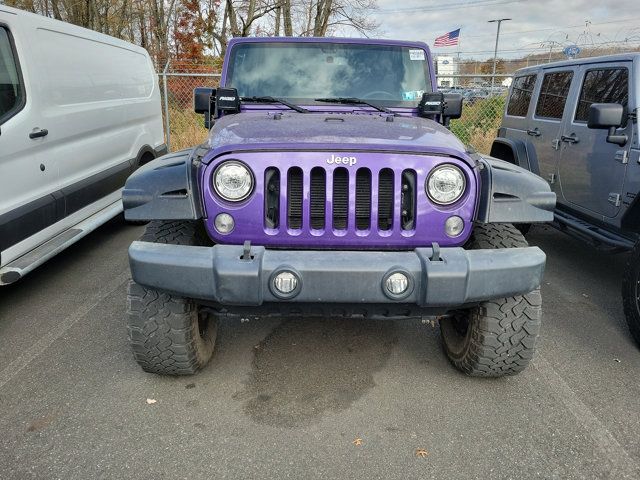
[489,137,538,175]
[122,147,205,221]
[476,155,556,224]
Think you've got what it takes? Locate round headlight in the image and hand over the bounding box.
[213,161,254,201]
[426,165,466,205]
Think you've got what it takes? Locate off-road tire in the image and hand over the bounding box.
[439,223,542,377]
[126,221,218,375]
[621,243,640,347]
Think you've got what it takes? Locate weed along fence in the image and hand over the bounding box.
[158,70,513,155]
[158,69,221,152]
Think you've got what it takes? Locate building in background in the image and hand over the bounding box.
[435,56,458,88]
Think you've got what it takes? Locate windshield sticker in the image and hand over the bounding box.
[402,90,425,101]
[409,49,426,61]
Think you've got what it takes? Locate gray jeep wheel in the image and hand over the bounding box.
[621,243,640,347]
[439,223,542,377]
[126,221,218,375]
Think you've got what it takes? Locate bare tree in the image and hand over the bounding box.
[4,0,380,64]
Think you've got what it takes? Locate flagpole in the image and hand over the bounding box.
[456,33,462,87]
[488,18,511,92]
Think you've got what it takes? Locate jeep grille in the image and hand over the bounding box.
[265,166,417,234]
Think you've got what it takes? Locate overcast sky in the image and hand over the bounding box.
[369,0,640,60]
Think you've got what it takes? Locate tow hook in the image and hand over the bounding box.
[430,242,442,262]
[241,240,253,260]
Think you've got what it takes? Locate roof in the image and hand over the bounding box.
[226,36,430,51]
[514,53,640,76]
[0,5,148,54]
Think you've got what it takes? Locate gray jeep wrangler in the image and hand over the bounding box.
[491,53,640,345]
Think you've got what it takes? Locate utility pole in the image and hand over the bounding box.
[488,18,511,92]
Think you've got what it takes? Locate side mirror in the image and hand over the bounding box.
[442,93,463,121]
[194,87,216,129]
[194,87,215,114]
[588,103,627,146]
[418,92,463,128]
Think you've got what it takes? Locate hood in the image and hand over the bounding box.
[203,112,472,164]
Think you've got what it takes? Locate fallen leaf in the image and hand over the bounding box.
[415,448,429,458]
[146,398,157,405]
[352,438,363,446]
[614,358,621,363]
[582,293,589,298]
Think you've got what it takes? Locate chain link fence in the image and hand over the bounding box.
[159,71,512,155]
[445,74,512,154]
[159,69,221,152]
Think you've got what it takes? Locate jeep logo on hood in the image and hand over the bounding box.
[326,154,357,166]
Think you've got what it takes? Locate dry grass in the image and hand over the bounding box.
[451,95,506,154]
[167,106,209,151]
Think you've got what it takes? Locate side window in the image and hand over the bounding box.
[575,68,628,122]
[535,71,573,120]
[0,26,24,124]
[506,74,537,117]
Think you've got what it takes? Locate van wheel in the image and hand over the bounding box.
[439,223,542,377]
[621,243,640,347]
[126,221,217,375]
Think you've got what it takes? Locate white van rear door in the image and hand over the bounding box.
[0,17,60,264]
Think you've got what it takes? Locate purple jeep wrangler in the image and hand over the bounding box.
[122,38,555,377]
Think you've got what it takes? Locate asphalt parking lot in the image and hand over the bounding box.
[1,219,639,479]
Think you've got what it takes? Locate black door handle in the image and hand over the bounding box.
[527,128,541,137]
[29,128,48,139]
[561,134,579,144]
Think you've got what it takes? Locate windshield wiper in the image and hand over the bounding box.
[240,96,309,113]
[314,97,397,115]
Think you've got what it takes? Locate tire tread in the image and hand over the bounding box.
[441,223,542,377]
[126,221,215,375]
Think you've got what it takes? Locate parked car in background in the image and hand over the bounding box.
[490,53,640,346]
[0,6,165,285]
[463,88,490,104]
[122,37,554,378]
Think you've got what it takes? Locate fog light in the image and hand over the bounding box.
[214,213,234,234]
[445,216,464,237]
[273,271,299,295]
[385,272,409,295]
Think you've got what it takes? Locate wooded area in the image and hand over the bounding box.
[4,0,379,67]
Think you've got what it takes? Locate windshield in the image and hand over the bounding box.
[225,42,432,108]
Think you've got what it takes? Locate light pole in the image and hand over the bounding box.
[488,18,511,92]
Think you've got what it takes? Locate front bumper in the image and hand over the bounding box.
[128,242,546,308]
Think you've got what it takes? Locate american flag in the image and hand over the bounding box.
[434,29,461,47]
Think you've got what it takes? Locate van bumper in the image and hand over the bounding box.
[128,242,546,307]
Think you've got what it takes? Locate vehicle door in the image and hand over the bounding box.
[0,18,59,263]
[30,26,132,217]
[557,62,631,217]
[499,72,538,167]
[528,68,576,190]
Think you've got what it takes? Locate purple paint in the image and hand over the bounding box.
[201,112,474,166]
[201,151,477,249]
[199,37,478,249]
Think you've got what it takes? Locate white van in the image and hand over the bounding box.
[0,6,165,285]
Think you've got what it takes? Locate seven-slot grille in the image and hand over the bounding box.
[264,166,417,233]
